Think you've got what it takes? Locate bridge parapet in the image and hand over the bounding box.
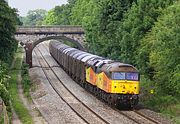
[16,25,84,35]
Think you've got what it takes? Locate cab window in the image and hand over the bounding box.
[126,72,139,81]
[112,72,139,80]
[112,72,125,80]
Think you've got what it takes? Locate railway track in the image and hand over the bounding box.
[115,109,161,124]
[34,46,109,124]
[133,110,160,124]
[33,42,162,124]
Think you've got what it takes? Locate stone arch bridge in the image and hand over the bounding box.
[15,26,85,67]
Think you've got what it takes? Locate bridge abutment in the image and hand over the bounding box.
[25,42,33,68]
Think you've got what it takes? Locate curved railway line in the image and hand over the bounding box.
[32,42,163,124]
[34,47,109,124]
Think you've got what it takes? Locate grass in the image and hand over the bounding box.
[161,101,180,124]
[0,113,3,124]
[9,46,33,124]
[140,76,180,124]
[21,63,32,101]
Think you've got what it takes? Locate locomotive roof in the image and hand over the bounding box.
[69,50,80,57]
[63,47,76,54]
[81,55,97,62]
[72,51,85,58]
[67,49,78,56]
[86,57,104,66]
[101,62,138,72]
[76,53,90,60]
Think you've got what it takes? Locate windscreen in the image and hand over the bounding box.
[126,72,139,81]
[112,72,139,81]
[112,72,125,80]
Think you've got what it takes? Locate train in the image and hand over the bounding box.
[49,40,140,108]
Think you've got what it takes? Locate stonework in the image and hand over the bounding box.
[15,26,86,67]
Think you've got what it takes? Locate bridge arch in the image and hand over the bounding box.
[32,35,85,50]
[24,36,85,68]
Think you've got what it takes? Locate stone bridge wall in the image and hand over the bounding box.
[15,26,86,67]
[16,26,84,34]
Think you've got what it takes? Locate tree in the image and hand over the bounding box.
[0,0,18,112]
[116,0,176,64]
[138,1,180,95]
[23,9,47,26]
[44,5,70,25]
[0,0,18,64]
[71,0,135,57]
[43,1,77,25]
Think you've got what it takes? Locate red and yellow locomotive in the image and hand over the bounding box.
[49,40,140,107]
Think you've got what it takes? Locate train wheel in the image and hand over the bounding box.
[104,93,108,102]
[84,83,88,89]
[107,95,113,106]
[94,87,98,96]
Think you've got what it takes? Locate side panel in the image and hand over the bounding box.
[86,67,96,85]
[102,73,111,93]
[96,73,104,90]
[86,67,91,83]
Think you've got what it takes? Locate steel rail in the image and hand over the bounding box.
[35,47,109,124]
[133,110,160,124]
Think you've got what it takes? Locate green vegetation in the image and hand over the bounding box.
[9,47,33,124]
[0,0,19,120]
[43,5,71,25]
[20,9,47,26]
[43,0,76,25]
[0,114,3,124]
[138,2,180,123]
[0,0,18,64]
[21,63,32,99]
[0,1,33,123]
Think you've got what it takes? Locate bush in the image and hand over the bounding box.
[21,63,31,98]
[0,61,9,87]
[138,1,180,95]
[0,83,11,112]
[0,0,18,64]
[142,89,177,111]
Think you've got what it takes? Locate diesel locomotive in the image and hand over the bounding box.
[49,40,140,107]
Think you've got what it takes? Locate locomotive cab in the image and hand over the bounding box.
[103,63,140,95]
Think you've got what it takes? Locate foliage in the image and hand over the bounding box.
[0,0,18,64]
[0,83,11,112]
[0,61,9,86]
[117,0,175,64]
[0,0,19,114]
[22,9,47,26]
[70,0,101,52]
[0,61,11,113]
[44,1,76,25]
[21,63,31,98]
[138,1,180,95]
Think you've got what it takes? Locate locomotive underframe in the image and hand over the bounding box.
[82,81,139,108]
